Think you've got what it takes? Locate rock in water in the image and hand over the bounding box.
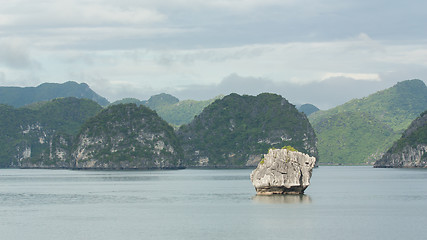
[250,148,316,195]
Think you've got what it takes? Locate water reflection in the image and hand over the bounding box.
[252,194,312,204]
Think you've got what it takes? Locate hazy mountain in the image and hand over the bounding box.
[155,97,222,126]
[145,93,179,109]
[0,81,110,107]
[178,93,318,167]
[111,93,222,126]
[297,104,320,116]
[309,79,427,165]
[109,98,146,106]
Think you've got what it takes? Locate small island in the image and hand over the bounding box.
[250,146,316,195]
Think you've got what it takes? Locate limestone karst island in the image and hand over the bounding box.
[250,147,316,195]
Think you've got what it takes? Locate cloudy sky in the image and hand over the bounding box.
[1,0,426,109]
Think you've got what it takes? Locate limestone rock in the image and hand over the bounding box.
[250,148,316,195]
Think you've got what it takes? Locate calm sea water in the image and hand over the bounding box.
[1,166,426,240]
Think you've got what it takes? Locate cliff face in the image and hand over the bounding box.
[374,111,427,168]
[73,104,184,169]
[1,98,102,168]
[3,101,185,169]
[13,127,73,169]
[178,93,318,168]
[250,148,316,195]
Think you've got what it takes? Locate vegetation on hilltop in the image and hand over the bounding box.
[310,79,427,165]
[0,98,103,168]
[109,98,146,106]
[0,81,109,107]
[74,104,183,169]
[33,98,103,135]
[178,93,318,167]
[145,93,179,110]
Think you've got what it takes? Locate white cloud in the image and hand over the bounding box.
[0,1,165,27]
[17,32,426,98]
[321,73,381,81]
[1,0,427,108]
[117,0,298,11]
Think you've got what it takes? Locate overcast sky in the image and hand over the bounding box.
[1,0,426,109]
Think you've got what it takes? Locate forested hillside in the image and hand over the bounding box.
[178,93,318,167]
[0,98,103,168]
[310,79,427,165]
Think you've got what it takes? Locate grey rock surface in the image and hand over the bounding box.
[250,149,316,195]
[374,144,427,168]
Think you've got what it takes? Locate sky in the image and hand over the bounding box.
[1,0,427,109]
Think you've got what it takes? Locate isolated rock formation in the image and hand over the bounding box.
[250,148,316,195]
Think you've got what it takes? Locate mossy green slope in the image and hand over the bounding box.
[0,98,103,168]
[73,104,184,169]
[310,79,427,165]
[178,93,318,167]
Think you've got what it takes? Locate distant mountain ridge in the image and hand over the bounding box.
[297,104,319,116]
[111,93,221,126]
[0,81,109,107]
[310,79,427,165]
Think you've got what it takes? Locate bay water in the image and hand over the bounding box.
[1,166,426,240]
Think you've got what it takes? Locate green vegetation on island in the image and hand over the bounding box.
[74,104,184,169]
[178,93,318,167]
[310,79,427,165]
[375,111,427,167]
[2,79,426,168]
[0,98,103,168]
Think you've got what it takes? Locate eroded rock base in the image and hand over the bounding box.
[255,186,308,195]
